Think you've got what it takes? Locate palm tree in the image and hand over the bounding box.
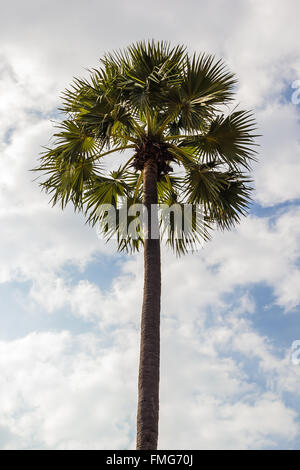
[34,40,258,450]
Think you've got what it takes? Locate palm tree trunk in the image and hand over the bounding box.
[136,159,161,450]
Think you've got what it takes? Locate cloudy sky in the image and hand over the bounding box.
[1,0,300,450]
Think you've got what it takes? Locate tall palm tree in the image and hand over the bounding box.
[34,40,258,450]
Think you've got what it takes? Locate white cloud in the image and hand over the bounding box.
[0,118,117,283]
[160,392,298,449]
[254,104,300,206]
[0,308,299,449]
[0,330,139,449]
[1,0,300,451]
[27,204,300,330]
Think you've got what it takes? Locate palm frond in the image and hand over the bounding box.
[183,161,228,206]
[161,53,237,133]
[84,167,133,226]
[179,110,258,170]
[205,172,253,229]
[160,201,211,256]
[34,120,101,209]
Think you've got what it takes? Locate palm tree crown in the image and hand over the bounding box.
[36,40,257,254]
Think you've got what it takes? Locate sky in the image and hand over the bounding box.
[0,0,300,450]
